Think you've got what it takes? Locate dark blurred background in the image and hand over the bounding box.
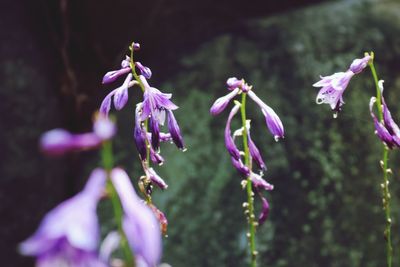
[2,0,400,266]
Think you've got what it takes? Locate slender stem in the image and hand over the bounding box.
[101,140,135,267]
[240,93,257,267]
[129,43,152,203]
[369,57,392,267]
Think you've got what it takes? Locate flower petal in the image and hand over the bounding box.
[102,67,131,84]
[167,110,185,150]
[225,104,242,160]
[113,74,132,110]
[210,88,240,115]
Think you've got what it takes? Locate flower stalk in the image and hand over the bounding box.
[368,54,392,267]
[101,140,135,267]
[240,93,257,267]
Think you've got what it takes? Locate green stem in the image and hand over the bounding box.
[129,43,152,203]
[101,141,135,267]
[240,93,257,267]
[369,57,392,267]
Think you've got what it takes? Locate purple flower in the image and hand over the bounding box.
[150,117,161,151]
[247,90,284,141]
[139,76,178,124]
[40,117,115,156]
[314,71,354,112]
[349,55,371,74]
[314,55,371,113]
[19,169,107,267]
[111,168,162,267]
[167,109,185,150]
[102,67,131,85]
[135,62,152,79]
[134,103,148,160]
[210,88,240,115]
[247,127,266,170]
[145,167,168,190]
[100,73,134,116]
[225,104,242,160]
[250,172,274,191]
[226,77,244,90]
[231,157,250,176]
[369,80,400,149]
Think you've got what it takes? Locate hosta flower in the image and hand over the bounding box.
[369,80,400,149]
[225,103,241,160]
[19,169,107,267]
[135,62,152,79]
[226,77,244,90]
[111,168,161,267]
[167,110,185,150]
[258,197,270,225]
[210,88,240,115]
[231,157,250,176]
[41,116,116,156]
[145,167,168,190]
[247,123,266,170]
[250,172,274,225]
[100,73,135,116]
[247,90,284,141]
[314,55,371,113]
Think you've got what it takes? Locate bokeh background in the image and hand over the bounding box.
[2,0,400,266]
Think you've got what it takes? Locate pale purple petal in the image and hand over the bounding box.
[20,169,106,256]
[225,104,241,160]
[93,116,116,140]
[102,67,131,84]
[150,148,164,165]
[349,55,371,74]
[121,56,131,68]
[226,77,244,90]
[99,89,116,117]
[113,73,132,110]
[248,90,284,140]
[370,97,396,148]
[111,168,161,267]
[210,88,240,115]
[167,110,185,150]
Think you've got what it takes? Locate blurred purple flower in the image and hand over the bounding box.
[247,90,284,141]
[40,117,115,156]
[111,168,162,267]
[369,80,400,149]
[19,169,107,267]
[100,73,134,116]
[210,88,240,115]
[314,55,371,113]
[135,62,152,79]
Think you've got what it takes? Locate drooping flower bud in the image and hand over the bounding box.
[210,88,240,116]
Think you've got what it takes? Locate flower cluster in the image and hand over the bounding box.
[20,117,162,267]
[210,77,284,225]
[369,80,400,149]
[314,55,371,115]
[99,42,185,234]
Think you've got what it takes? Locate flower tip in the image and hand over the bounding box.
[181,147,188,152]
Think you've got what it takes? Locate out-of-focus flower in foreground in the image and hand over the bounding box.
[19,169,107,267]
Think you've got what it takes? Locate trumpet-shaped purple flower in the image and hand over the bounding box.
[210,88,240,115]
[247,90,284,141]
[314,55,371,113]
[19,169,107,267]
[139,76,178,123]
[369,80,400,149]
[111,168,161,267]
[100,73,134,116]
[225,104,242,160]
[40,116,116,156]
[231,157,250,176]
